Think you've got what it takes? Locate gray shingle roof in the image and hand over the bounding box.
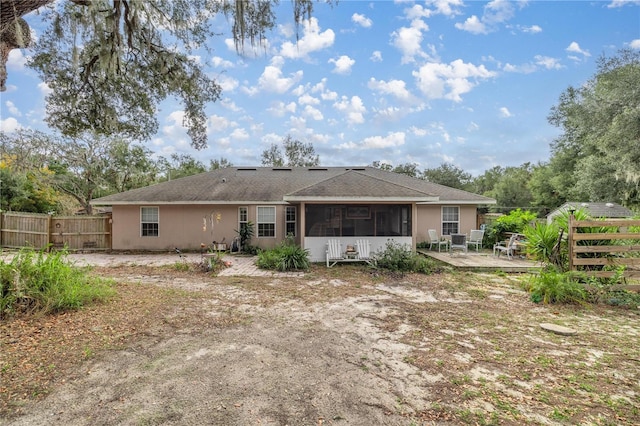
[92,167,495,205]
[549,202,633,219]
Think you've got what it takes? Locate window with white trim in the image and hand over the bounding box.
[141,206,159,237]
[257,206,276,238]
[285,206,296,237]
[442,206,459,235]
[238,207,248,232]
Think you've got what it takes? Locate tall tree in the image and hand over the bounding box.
[423,163,472,190]
[48,133,113,215]
[158,153,207,180]
[104,140,159,193]
[548,49,640,208]
[261,135,319,167]
[1,0,331,148]
[209,157,233,170]
[487,164,534,214]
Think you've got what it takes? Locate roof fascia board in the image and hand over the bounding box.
[417,200,497,205]
[284,196,439,202]
[91,201,290,206]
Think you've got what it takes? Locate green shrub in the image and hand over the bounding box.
[374,240,437,274]
[523,222,565,269]
[256,241,310,272]
[525,267,587,304]
[0,248,115,318]
[486,209,538,247]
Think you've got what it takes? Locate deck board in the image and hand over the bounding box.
[418,249,541,273]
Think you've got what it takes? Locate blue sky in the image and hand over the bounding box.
[1,0,639,176]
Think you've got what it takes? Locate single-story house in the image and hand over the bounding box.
[91,167,496,262]
[547,202,634,224]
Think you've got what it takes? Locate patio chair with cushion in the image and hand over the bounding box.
[428,229,449,252]
[450,233,467,256]
[466,229,485,252]
[493,233,518,260]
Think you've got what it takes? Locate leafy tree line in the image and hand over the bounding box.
[1,45,637,217]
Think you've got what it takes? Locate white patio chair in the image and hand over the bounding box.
[355,239,375,266]
[466,229,485,252]
[326,239,344,267]
[493,234,519,260]
[428,229,449,252]
[450,233,467,256]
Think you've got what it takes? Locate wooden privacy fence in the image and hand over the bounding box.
[568,216,640,280]
[0,212,111,251]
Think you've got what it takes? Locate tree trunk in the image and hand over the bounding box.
[1,0,53,91]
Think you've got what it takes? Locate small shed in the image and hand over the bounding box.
[547,202,633,224]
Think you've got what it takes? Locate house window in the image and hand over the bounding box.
[285,206,296,237]
[257,206,276,238]
[141,206,159,237]
[238,206,248,232]
[442,206,459,235]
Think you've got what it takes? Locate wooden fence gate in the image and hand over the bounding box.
[0,212,111,251]
[568,216,640,280]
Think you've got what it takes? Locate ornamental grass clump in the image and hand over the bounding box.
[0,248,115,318]
[256,240,310,272]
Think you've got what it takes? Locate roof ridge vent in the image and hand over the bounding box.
[272,168,292,171]
[309,168,328,171]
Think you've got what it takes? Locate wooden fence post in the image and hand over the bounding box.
[568,213,574,273]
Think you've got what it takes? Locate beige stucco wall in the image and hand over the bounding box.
[415,205,479,243]
[111,204,299,251]
[111,203,480,252]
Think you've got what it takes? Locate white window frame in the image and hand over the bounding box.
[238,206,248,230]
[441,206,460,236]
[140,206,159,237]
[257,206,276,238]
[285,206,296,237]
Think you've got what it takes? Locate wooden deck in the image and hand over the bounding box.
[418,249,541,273]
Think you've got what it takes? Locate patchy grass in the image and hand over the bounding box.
[1,264,638,424]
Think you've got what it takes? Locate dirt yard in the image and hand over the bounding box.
[1,257,639,425]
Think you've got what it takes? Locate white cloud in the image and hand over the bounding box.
[212,56,234,68]
[280,18,335,59]
[608,0,640,8]
[7,50,27,70]
[566,41,591,57]
[455,0,522,34]
[38,82,52,96]
[299,93,320,105]
[405,4,433,19]
[370,50,383,62]
[413,59,497,102]
[329,55,355,74]
[352,13,372,28]
[361,131,406,149]
[455,15,487,34]
[208,114,234,131]
[216,74,239,92]
[428,0,464,17]
[256,57,303,94]
[499,107,512,118]
[333,95,366,125]
[521,24,542,34]
[303,105,324,121]
[483,0,517,25]
[503,62,537,74]
[534,55,563,70]
[391,18,430,64]
[630,39,640,49]
[5,101,21,116]
[368,78,413,102]
[0,117,20,132]
[229,128,250,141]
